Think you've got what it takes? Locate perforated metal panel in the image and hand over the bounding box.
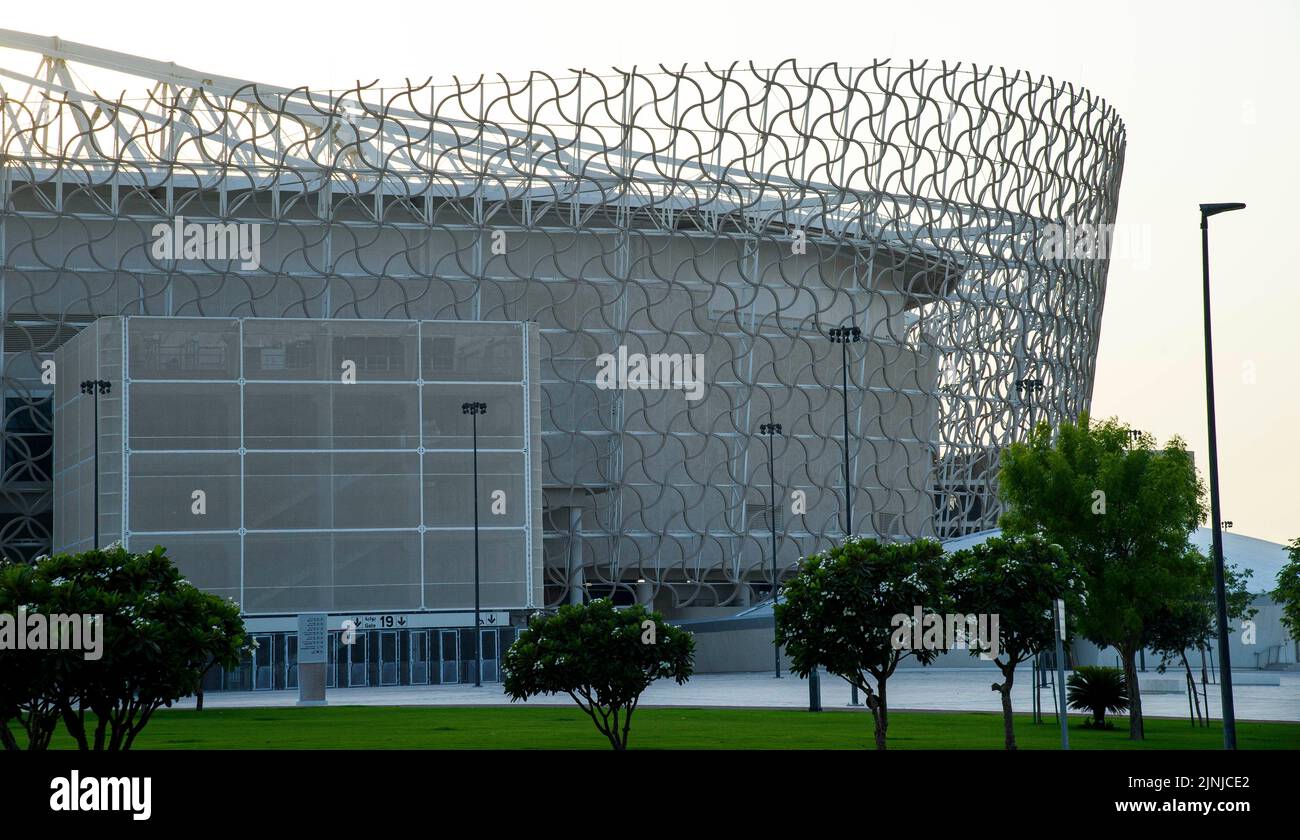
[52,317,540,614]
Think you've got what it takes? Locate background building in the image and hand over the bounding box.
[1,32,1127,640]
[684,527,1297,674]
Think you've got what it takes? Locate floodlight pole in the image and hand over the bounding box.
[828,325,861,538]
[760,422,782,679]
[80,379,111,550]
[463,400,488,687]
[1200,201,1245,750]
[828,326,859,709]
[1053,598,1069,750]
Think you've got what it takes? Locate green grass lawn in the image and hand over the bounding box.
[24,706,1300,749]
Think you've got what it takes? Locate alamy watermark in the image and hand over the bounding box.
[151,215,261,270]
[890,607,1000,660]
[1037,221,1151,270]
[0,607,104,660]
[50,771,151,821]
[595,346,705,401]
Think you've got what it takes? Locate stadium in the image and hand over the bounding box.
[0,30,1128,687]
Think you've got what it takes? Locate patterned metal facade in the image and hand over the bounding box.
[0,35,1126,610]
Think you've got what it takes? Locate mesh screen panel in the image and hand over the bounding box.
[244,451,421,530]
[53,317,536,614]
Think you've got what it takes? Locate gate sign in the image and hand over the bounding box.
[343,611,510,630]
[298,613,328,664]
[244,610,513,634]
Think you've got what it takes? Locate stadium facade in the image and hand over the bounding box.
[0,31,1126,686]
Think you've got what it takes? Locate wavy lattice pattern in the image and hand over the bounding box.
[0,36,1125,609]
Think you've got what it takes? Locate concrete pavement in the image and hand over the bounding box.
[178,668,1300,722]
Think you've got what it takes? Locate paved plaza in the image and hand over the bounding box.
[179,668,1300,722]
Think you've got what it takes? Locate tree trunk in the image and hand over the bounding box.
[867,677,889,750]
[195,659,214,711]
[1121,646,1144,740]
[59,704,89,751]
[993,663,1017,750]
[606,708,623,751]
[1180,650,1202,725]
[1199,649,1211,728]
[93,718,107,751]
[30,713,56,750]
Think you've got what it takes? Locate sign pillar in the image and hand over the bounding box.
[297,612,328,706]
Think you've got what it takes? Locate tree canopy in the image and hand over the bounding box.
[0,544,249,750]
[501,599,694,750]
[1275,538,1300,643]
[775,536,948,749]
[947,534,1080,748]
[998,414,1207,740]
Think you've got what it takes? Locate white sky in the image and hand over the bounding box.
[4,0,1297,543]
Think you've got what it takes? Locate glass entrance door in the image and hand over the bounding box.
[439,630,459,684]
[379,631,399,686]
[480,629,499,682]
[348,632,368,687]
[286,635,299,690]
[411,631,430,685]
[253,633,274,690]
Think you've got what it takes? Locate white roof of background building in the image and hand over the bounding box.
[680,526,1293,632]
[943,528,1292,594]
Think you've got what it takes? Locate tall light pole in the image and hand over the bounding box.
[80,379,111,550]
[828,325,860,710]
[827,325,861,537]
[463,400,488,687]
[759,421,782,679]
[1052,598,1069,750]
[1199,201,1245,750]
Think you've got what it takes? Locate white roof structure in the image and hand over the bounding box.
[943,527,1292,593]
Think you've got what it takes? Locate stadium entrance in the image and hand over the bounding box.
[203,626,520,692]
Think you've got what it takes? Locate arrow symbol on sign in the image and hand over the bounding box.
[487,614,497,624]
[398,616,407,626]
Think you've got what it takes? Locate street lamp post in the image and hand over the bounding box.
[1199,201,1245,750]
[828,325,860,709]
[462,400,488,687]
[80,379,111,550]
[827,326,862,537]
[759,421,782,679]
[1053,598,1070,750]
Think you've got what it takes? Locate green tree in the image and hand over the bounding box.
[998,414,1206,740]
[947,534,1081,750]
[1,545,249,750]
[775,537,948,750]
[0,559,77,750]
[501,599,694,750]
[1274,538,1300,644]
[1146,552,1255,725]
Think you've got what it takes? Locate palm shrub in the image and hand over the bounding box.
[1066,665,1130,728]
